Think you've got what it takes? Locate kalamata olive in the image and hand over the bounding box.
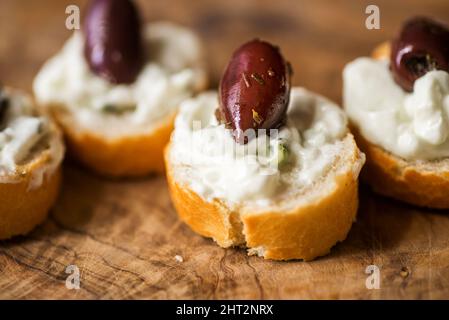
[218,39,292,143]
[391,17,449,92]
[0,87,9,123]
[83,0,144,84]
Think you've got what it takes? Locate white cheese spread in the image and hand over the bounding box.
[344,57,449,160]
[0,88,64,188]
[169,87,349,206]
[33,22,206,133]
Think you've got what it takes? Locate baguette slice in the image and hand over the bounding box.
[347,42,449,208]
[34,22,208,177]
[0,92,64,239]
[165,134,365,261]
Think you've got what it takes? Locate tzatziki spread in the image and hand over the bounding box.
[0,88,64,188]
[344,57,449,160]
[169,87,349,205]
[33,22,206,131]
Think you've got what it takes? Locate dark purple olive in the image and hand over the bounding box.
[391,17,449,92]
[0,87,9,123]
[218,39,292,143]
[83,0,144,84]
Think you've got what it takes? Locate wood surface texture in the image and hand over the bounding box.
[1,0,449,299]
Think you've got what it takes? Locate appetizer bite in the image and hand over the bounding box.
[34,0,207,177]
[344,17,449,208]
[165,40,365,261]
[0,87,64,239]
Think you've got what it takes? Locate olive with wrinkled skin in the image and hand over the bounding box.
[83,0,144,84]
[218,39,292,144]
[391,17,449,92]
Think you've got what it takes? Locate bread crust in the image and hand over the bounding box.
[51,107,175,177]
[165,134,364,261]
[353,127,449,208]
[347,42,449,208]
[0,150,62,239]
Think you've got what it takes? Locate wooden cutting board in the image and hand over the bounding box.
[1,0,449,299]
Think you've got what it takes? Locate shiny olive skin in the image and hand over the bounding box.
[218,39,292,143]
[391,17,449,92]
[83,0,144,84]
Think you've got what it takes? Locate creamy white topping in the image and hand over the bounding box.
[0,88,64,188]
[169,87,348,205]
[344,57,449,160]
[33,22,206,132]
